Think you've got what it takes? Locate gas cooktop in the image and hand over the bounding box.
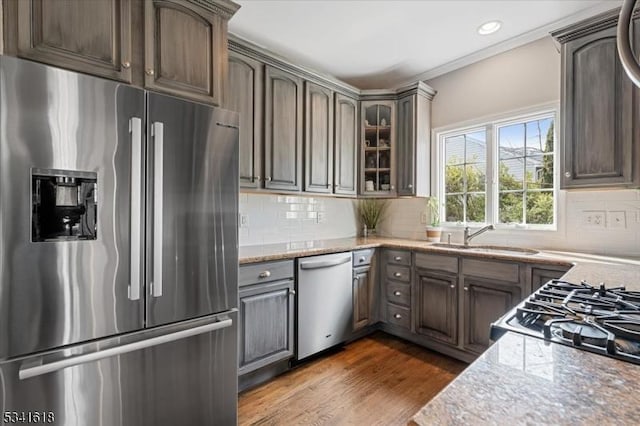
[491,280,640,364]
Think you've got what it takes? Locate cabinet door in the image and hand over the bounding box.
[396,94,416,196]
[530,266,570,293]
[16,0,132,82]
[361,101,396,196]
[228,52,263,189]
[562,25,639,188]
[144,0,228,105]
[463,277,521,354]
[353,265,378,331]
[413,269,458,345]
[238,280,294,375]
[264,66,303,191]
[334,94,358,195]
[304,82,334,193]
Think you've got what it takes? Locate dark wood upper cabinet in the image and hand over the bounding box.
[554,13,640,189]
[227,51,263,189]
[413,269,458,346]
[144,0,238,106]
[334,94,358,195]
[15,0,133,82]
[304,82,334,193]
[264,65,303,192]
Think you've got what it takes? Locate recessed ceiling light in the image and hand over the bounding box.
[478,20,502,35]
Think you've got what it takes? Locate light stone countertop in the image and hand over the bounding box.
[240,236,640,424]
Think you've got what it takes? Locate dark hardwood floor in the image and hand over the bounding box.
[238,332,467,425]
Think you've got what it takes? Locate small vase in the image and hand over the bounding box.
[426,226,442,242]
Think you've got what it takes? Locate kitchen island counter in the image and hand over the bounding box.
[410,330,640,425]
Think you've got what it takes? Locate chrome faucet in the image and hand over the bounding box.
[463,225,494,246]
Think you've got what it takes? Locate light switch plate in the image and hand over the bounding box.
[608,211,626,229]
[239,213,249,228]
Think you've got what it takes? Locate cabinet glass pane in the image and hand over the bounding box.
[379,105,391,127]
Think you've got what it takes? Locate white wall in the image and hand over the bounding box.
[378,37,640,258]
[239,193,357,246]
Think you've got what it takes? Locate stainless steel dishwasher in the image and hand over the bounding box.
[296,252,353,360]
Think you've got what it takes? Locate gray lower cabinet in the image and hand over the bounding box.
[334,93,359,195]
[554,13,640,188]
[264,65,303,191]
[352,249,378,331]
[227,51,263,189]
[529,264,571,293]
[413,268,458,345]
[381,249,412,329]
[304,81,334,193]
[238,261,295,375]
[14,0,133,82]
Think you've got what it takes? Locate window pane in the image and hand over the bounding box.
[526,155,553,189]
[499,192,523,224]
[445,136,465,165]
[466,163,486,192]
[499,123,525,159]
[526,118,554,154]
[526,191,554,224]
[499,158,524,191]
[467,194,485,223]
[465,132,487,164]
[445,165,464,193]
[445,194,464,223]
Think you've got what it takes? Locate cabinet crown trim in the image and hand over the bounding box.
[188,0,240,20]
[551,8,640,43]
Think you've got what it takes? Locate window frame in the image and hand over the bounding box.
[435,106,558,231]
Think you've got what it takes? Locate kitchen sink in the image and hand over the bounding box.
[431,243,539,256]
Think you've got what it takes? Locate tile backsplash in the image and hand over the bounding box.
[378,189,640,257]
[239,193,357,246]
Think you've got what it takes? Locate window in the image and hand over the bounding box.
[439,110,556,228]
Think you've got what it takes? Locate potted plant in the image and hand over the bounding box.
[356,199,388,237]
[426,197,442,242]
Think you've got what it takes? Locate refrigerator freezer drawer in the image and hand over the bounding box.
[0,311,238,426]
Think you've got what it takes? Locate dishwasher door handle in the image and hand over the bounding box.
[299,255,352,270]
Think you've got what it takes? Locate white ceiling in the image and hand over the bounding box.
[229,0,621,89]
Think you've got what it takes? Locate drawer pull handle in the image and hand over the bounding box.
[464,287,469,291]
[359,257,366,262]
[394,314,402,319]
[259,271,271,278]
[394,272,402,278]
[394,291,402,296]
[394,256,402,261]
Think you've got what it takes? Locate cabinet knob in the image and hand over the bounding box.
[394,256,402,261]
[289,289,296,296]
[564,171,571,178]
[394,313,402,319]
[146,69,155,76]
[450,284,455,289]
[255,175,261,182]
[394,291,402,296]
[394,272,402,278]
[390,185,395,190]
[408,184,413,189]
[359,257,366,262]
[122,61,131,69]
[265,176,272,182]
[464,287,469,291]
[258,271,271,278]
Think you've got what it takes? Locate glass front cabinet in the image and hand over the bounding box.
[360,100,396,196]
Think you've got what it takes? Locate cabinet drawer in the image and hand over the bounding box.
[353,249,375,267]
[415,252,458,274]
[239,260,294,287]
[386,264,410,283]
[385,250,411,266]
[462,258,520,283]
[385,281,410,307]
[387,303,410,329]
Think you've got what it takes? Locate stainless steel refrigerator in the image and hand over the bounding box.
[0,56,239,425]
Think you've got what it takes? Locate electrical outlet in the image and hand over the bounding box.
[608,211,626,229]
[317,212,325,224]
[239,213,249,228]
[420,212,428,224]
[581,210,606,229]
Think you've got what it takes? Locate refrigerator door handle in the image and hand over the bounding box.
[129,117,142,301]
[19,316,233,380]
[151,121,164,298]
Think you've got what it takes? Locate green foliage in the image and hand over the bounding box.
[356,199,388,230]
[426,197,440,226]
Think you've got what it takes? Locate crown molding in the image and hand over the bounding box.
[396,1,622,85]
[190,0,240,20]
